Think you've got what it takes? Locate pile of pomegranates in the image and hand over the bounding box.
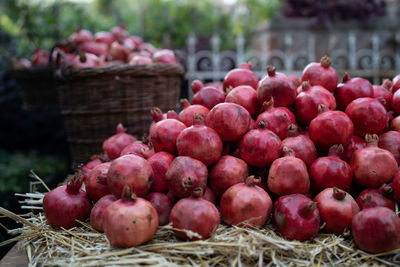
[15,25,177,69]
[42,56,400,254]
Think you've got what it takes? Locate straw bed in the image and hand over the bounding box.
[2,186,400,266]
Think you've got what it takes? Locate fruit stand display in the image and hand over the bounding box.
[1,55,400,266]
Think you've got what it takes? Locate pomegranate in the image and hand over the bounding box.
[120,141,155,159]
[94,31,115,45]
[146,192,172,225]
[341,135,367,162]
[166,110,179,120]
[336,72,373,110]
[391,116,400,132]
[206,103,251,142]
[314,188,359,235]
[153,49,176,64]
[351,134,397,188]
[273,194,320,241]
[43,172,92,229]
[391,169,400,203]
[378,131,400,164]
[373,79,392,110]
[103,186,158,247]
[191,80,204,94]
[309,105,354,151]
[192,86,225,110]
[85,162,112,202]
[255,97,296,139]
[391,88,400,114]
[107,154,153,198]
[148,152,174,193]
[178,99,209,127]
[225,85,260,115]
[149,116,186,154]
[170,188,219,240]
[239,120,282,167]
[81,156,103,181]
[288,74,301,88]
[102,123,136,160]
[31,48,49,66]
[223,62,259,91]
[209,155,249,197]
[90,194,117,232]
[301,56,338,92]
[345,97,388,137]
[221,176,272,227]
[71,53,100,68]
[257,65,296,107]
[267,147,310,196]
[310,144,353,192]
[110,41,130,62]
[129,55,153,65]
[176,114,222,165]
[392,74,400,93]
[110,25,128,40]
[79,41,108,57]
[357,184,395,211]
[69,29,93,45]
[352,207,400,253]
[165,156,208,198]
[281,124,317,167]
[203,187,217,204]
[295,81,336,125]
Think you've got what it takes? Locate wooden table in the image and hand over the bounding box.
[0,242,28,267]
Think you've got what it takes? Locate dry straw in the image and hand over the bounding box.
[0,172,399,266]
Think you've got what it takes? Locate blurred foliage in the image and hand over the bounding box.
[0,0,281,63]
[0,149,68,194]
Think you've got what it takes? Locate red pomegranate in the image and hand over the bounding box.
[391,169,400,203]
[79,41,108,57]
[103,186,158,247]
[71,53,100,68]
[391,88,400,114]
[373,79,392,110]
[149,116,186,154]
[192,86,225,110]
[310,144,353,192]
[345,97,388,137]
[341,135,367,162]
[81,156,103,181]
[146,192,172,225]
[392,74,400,93]
[102,123,136,160]
[336,72,374,110]
[43,172,92,229]
[120,141,155,159]
[351,134,398,188]
[357,184,395,211]
[352,207,400,253]
[85,162,112,202]
[223,62,259,91]
[295,81,336,125]
[288,74,301,88]
[110,41,130,62]
[110,25,128,39]
[267,147,310,196]
[314,187,359,235]
[178,99,209,127]
[176,114,222,165]
[301,56,338,92]
[225,85,260,115]
[378,131,400,164]
[255,97,296,139]
[221,176,273,227]
[309,105,354,151]
[129,55,152,65]
[90,194,117,232]
[281,124,317,167]
[257,65,296,107]
[203,187,217,204]
[69,29,93,44]
[239,120,282,167]
[170,188,220,240]
[391,116,400,132]
[148,152,174,193]
[273,194,320,241]
[165,156,208,198]
[153,49,176,65]
[206,103,251,142]
[107,154,153,198]
[191,80,204,94]
[209,155,249,197]
[94,31,115,45]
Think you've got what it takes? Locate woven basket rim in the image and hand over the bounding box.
[56,63,184,81]
[8,66,55,78]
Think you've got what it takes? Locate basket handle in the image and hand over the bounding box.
[49,42,79,68]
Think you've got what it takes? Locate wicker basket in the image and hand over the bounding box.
[56,63,184,165]
[10,66,59,110]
